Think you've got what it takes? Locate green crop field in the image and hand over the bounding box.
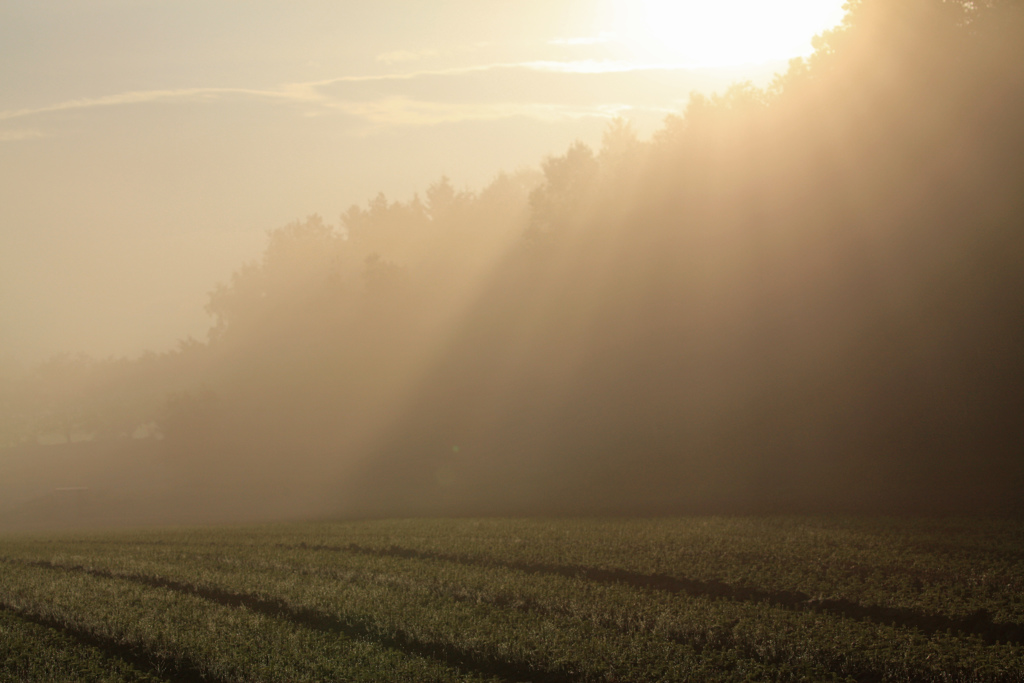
[0,517,1021,682]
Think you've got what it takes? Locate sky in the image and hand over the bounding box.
[0,0,846,368]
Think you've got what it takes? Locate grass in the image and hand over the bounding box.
[0,517,1022,682]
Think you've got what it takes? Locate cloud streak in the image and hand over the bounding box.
[0,86,325,123]
[0,59,714,134]
[324,97,640,129]
[375,49,441,65]
[548,33,619,47]
[0,128,46,142]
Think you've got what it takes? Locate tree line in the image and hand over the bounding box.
[5,0,1023,517]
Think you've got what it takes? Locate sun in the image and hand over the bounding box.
[605,0,847,67]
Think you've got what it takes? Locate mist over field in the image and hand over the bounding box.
[2,0,1023,528]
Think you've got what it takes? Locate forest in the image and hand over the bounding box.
[2,0,1023,525]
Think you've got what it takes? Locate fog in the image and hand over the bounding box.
[0,0,790,366]
[3,0,1024,529]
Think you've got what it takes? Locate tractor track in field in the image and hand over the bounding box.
[0,601,213,683]
[0,556,579,683]
[290,542,1024,646]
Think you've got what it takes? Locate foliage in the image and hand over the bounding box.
[4,0,1024,518]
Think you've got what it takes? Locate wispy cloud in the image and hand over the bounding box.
[521,60,683,74]
[323,97,637,129]
[0,86,324,123]
[0,128,46,142]
[376,49,440,65]
[306,59,689,87]
[548,32,618,47]
[0,59,697,133]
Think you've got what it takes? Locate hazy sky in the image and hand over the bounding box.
[0,1,845,368]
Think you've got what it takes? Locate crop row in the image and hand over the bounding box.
[22,517,1021,621]
[0,560,495,683]
[256,517,1024,622]
[3,521,1023,682]
[0,605,162,683]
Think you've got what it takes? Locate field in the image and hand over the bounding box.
[0,517,1022,682]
